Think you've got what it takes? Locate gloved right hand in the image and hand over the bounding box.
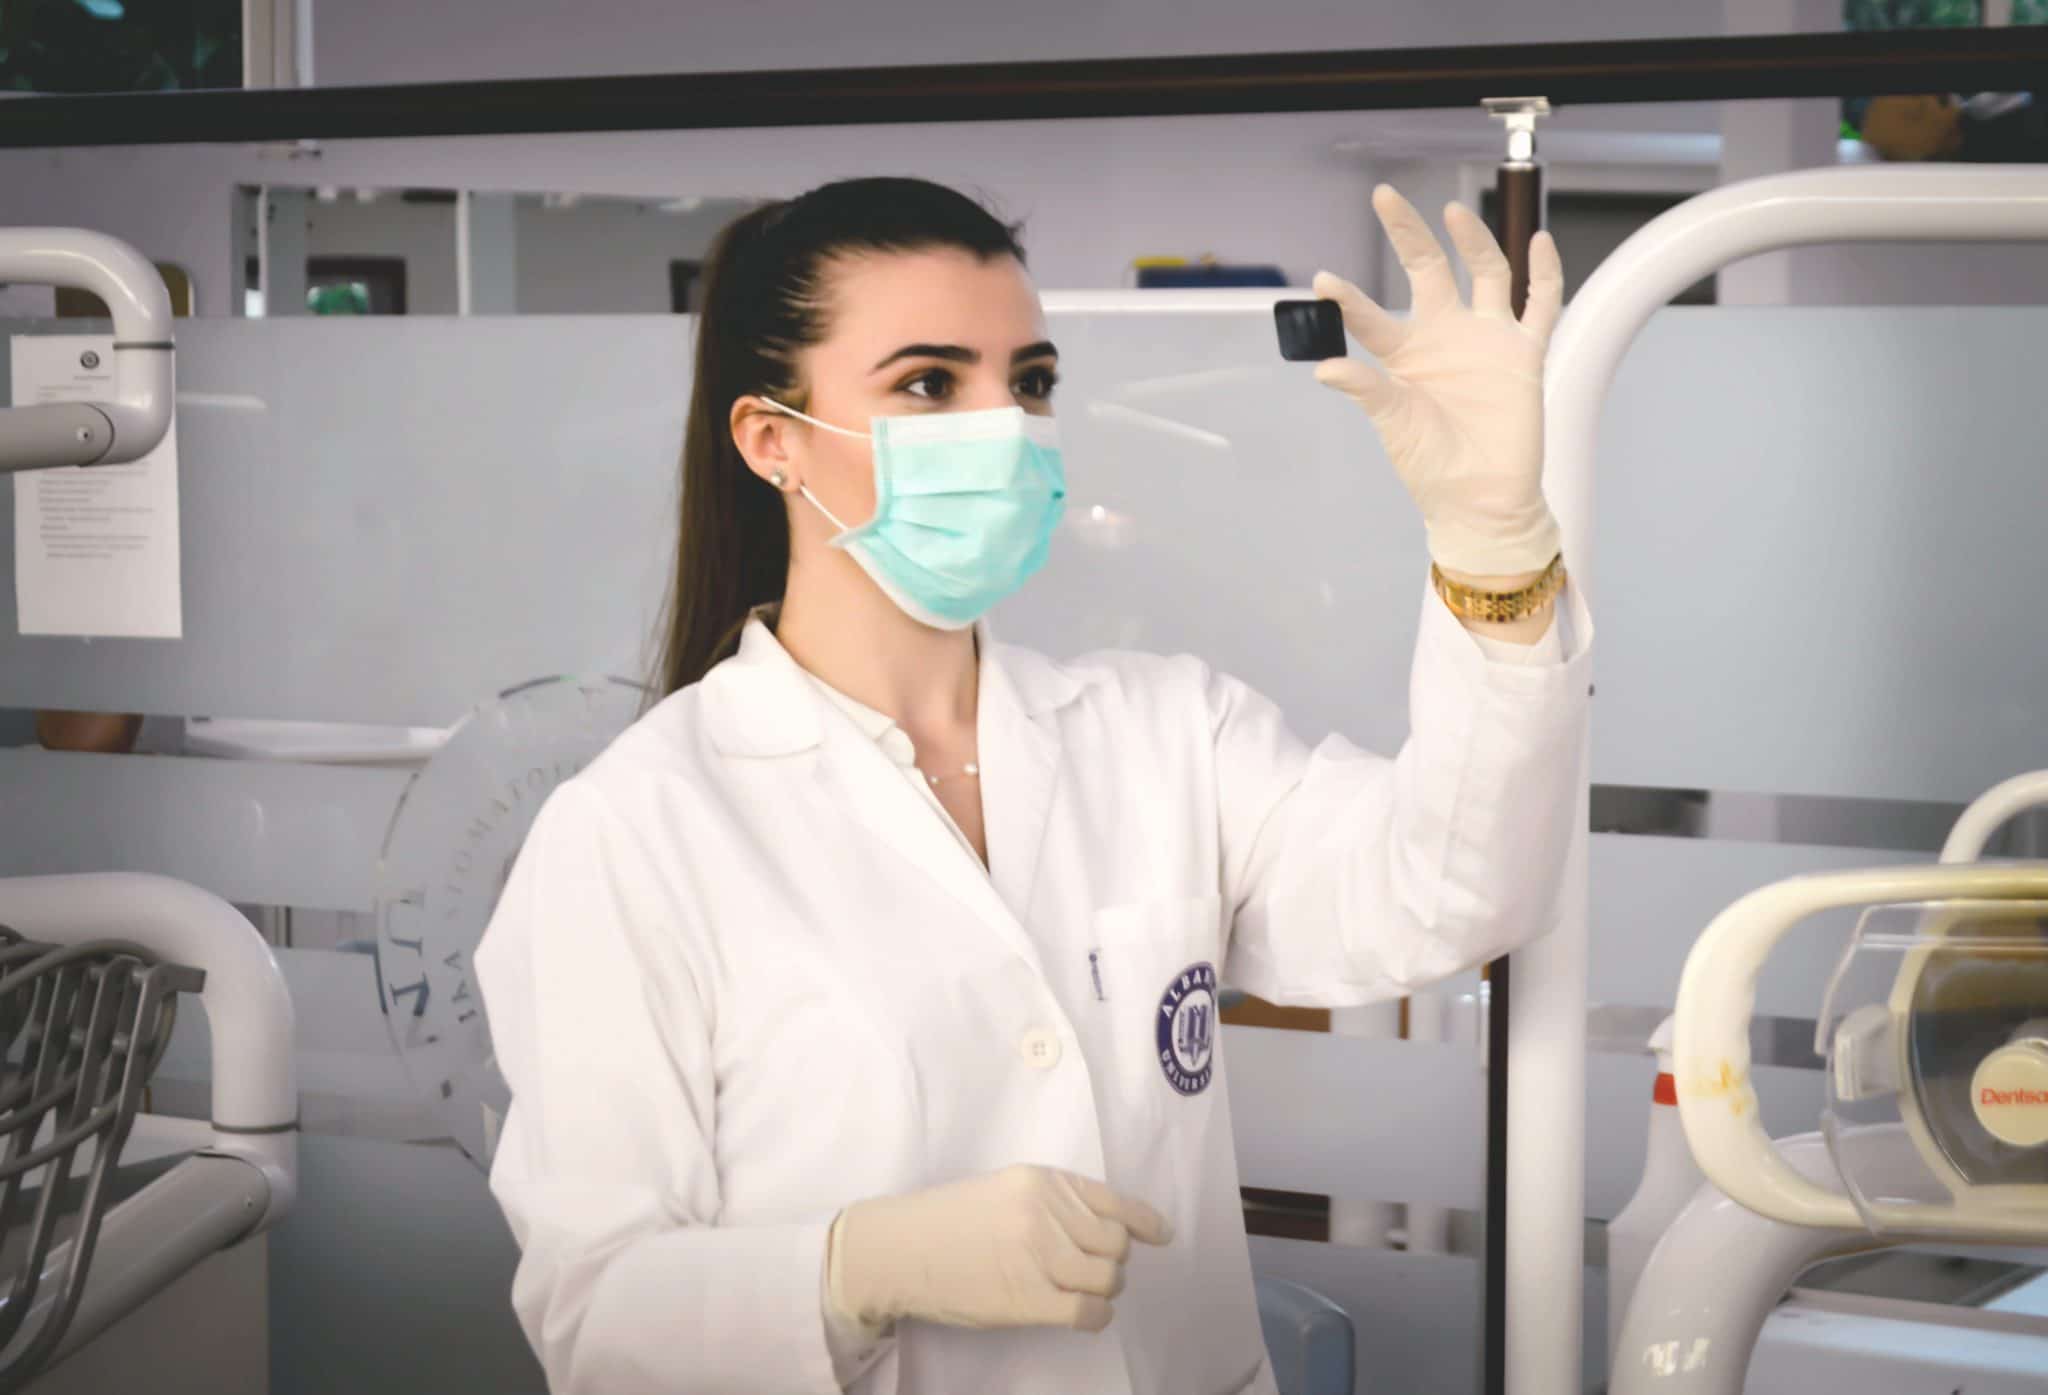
[1312,185,1565,579]
[826,1164,1174,1334]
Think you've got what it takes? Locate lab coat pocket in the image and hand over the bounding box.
[1084,892,1264,1395]
[1086,893,1225,1108]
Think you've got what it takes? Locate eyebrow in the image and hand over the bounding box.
[870,340,1060,372]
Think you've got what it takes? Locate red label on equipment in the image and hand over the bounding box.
[1654,1073,1677,1107]
[1981,1086,2048,1107]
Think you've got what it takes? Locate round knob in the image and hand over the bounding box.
[1971,1038,2048,1148]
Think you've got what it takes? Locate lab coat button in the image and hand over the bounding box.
[1021,1028,1062,1070]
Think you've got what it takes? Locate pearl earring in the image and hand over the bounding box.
[770,470,788,490]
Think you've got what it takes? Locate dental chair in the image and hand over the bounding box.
[0,874,296,1393]
[0,230,294,1392]
[1611,772,2048,1394]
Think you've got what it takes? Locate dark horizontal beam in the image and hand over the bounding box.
[0,28,2042,149]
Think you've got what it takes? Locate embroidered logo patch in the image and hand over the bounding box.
[1156,961,1217,1096]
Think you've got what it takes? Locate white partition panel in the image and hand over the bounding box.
[1588,833,1924,1019]
[1591,307,2048,805]
[989,291,1431,754]
[0,318,688,725]
[1247,1236,1483,1395]
[1586,1054,1821,1222]
[0,298,1436,737]
[0,749,404,910]
[11,306,2048,775]
[1225,1026,1483,1210]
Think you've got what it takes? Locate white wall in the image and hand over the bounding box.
[510,197,750,313]
[231,191,750,315]
[298,194,460,313]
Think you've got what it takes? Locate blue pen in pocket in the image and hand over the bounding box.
[1087,948,1105,1002]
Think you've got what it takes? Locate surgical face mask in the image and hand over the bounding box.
[760,398,1066,630]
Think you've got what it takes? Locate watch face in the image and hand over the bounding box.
[374,674,646,1168]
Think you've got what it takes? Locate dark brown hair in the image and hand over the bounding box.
[647,177,1027,700]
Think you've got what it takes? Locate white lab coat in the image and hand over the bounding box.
[473,576,1594,1395]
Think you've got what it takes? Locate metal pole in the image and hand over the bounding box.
[1480,93,1549,1395]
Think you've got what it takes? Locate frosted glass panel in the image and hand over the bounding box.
[0,750,406,911]
[1593,308,2048,805]
[0,318,687,725]
[990,295,1429,752]
[1589,833,1925,1020]
[10,307,2046,804]
[1586,1053,1821,1220]
[1248,1236,1481,1395]
[1225,1026,1483,1209]
[1,301,1435,745]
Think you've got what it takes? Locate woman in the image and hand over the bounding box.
[474,176,1592,1395]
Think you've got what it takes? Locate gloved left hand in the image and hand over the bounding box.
[1313,183,1566,578]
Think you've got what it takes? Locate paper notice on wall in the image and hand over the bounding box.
[10,334,182,638]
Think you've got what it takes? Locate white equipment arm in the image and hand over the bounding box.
[0,228,173,474]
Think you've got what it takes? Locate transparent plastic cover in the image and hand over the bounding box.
[1820,900,2048,1240]
[374,674,647,1167]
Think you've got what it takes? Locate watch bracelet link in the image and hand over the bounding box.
[1430,552,1566,624]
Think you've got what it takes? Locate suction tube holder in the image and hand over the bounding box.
[0,874,297,1222]
[0,873,298,1387]
[0,228,173,474]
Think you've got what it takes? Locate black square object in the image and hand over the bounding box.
[1273,299,1347,361]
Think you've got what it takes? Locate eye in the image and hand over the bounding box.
[899,367,955,402]
[1016,366,1059,400]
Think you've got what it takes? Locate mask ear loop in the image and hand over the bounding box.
[757,396,866,534]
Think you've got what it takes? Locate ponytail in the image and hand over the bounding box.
[648,204,797,700]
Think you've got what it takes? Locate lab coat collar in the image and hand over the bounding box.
[700,606,1086,760]
[701,604,1085,962]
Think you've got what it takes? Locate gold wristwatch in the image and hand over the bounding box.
[1430,553,1566,624]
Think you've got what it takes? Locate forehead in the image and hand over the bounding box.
[814,247,1047,358]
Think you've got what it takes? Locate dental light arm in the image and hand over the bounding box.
[0,229,174,475]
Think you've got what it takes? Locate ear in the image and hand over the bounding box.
[730,394,797,489]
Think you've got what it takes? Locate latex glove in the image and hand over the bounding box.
[1313,183,1566,577]
[826,1164,1173,1334]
